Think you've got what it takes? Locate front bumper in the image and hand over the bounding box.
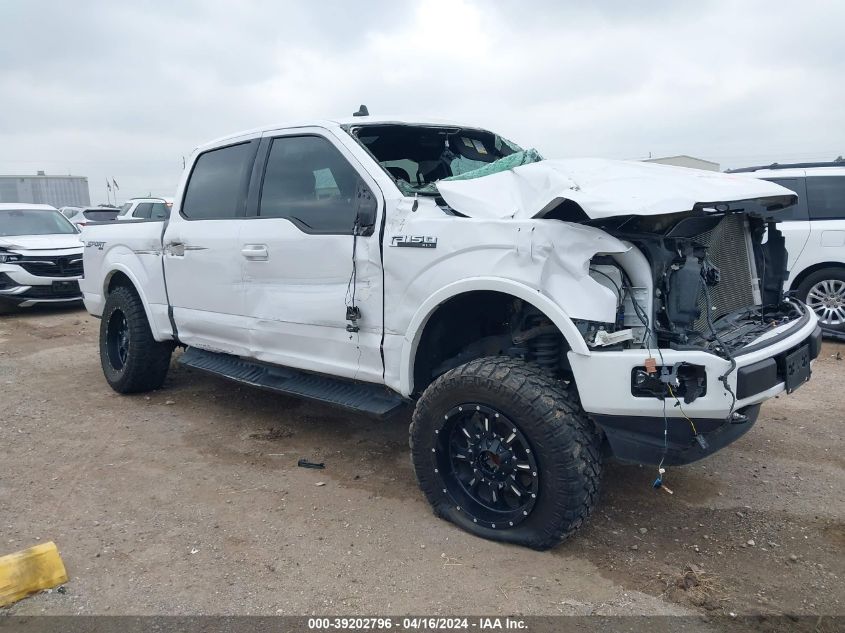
[569,304,821,465]
[0,271,83,308]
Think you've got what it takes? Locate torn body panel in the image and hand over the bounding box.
[436,158,797,220]
[381,196,631,395]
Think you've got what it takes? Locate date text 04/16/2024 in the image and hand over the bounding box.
[307,617,527,630]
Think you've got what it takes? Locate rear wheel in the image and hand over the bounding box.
[99,286,174,393]
[797,267,845,332]
[410,356,602,550]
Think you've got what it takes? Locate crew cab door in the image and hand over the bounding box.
[238,128,385,383]
[163,138,260,355]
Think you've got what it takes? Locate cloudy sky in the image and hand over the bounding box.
[1,0,843,203]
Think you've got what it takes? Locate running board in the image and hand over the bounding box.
[179,347,406,419]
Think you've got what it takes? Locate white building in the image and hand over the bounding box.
[0,171,91,207]
[643,155,720,172]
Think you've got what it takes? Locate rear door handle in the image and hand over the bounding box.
[241,244,269,260]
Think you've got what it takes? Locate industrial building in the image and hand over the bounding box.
[0,171,91,208]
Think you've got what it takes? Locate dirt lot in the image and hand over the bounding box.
[1,306,843,617]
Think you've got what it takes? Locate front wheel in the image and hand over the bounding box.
[797,267,845,332]
[410,357,602,550]
[99,286,174,393]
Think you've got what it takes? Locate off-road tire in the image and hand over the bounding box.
[796,267,845,332]
[99,286,174,393]
[410,356,602,549]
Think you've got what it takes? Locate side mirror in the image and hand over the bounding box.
[354,181,377,236]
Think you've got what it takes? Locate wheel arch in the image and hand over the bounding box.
[790,261,845,292]
[401,278,589,397]
[102,266,164,340]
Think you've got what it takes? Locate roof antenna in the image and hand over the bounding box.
[353,104,369,117]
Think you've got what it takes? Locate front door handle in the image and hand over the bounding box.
[241,244,269,260]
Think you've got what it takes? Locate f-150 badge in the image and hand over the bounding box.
[391,235,437,248]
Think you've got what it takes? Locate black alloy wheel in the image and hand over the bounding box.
[437,403,539,529]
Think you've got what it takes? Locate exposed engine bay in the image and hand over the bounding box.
[406,194,802,407]
[581,206,794,348]
[570,203,802,403]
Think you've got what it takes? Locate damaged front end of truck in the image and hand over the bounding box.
[430,157,806,370]
[428,156,820,465]
[581,199,800,404]
[347,122,820,466]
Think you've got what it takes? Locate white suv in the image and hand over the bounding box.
[0,203,84,313]
[117,197,173,221]
[732,162,845,335]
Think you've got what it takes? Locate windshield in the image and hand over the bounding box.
[0,209,78,236]
[347,124,542,195]
[118,202,132,216]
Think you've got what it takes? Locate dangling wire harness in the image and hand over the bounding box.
[344,218,361,333]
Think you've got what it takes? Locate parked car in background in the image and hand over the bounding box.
[731,161,845,335]
[66,206,121,228]
[117,197,173,221]
[0,203,84,313]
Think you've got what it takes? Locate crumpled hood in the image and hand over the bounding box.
[436,158,797,220]
[0,234,83,251]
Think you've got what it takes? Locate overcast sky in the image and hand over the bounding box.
[1,0,843,203]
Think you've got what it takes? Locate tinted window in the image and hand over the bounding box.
[766,178,809,221]
[258,135,363,234]
[182,142,255,219]
[806,177,845,220]
[134,203,153,219]
[150,202,170,219]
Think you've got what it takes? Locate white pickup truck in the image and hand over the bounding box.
[81,115,821,549]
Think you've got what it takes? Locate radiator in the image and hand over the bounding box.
[692,214,760,333]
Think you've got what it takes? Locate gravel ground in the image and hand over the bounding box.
[1,306,842,616]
